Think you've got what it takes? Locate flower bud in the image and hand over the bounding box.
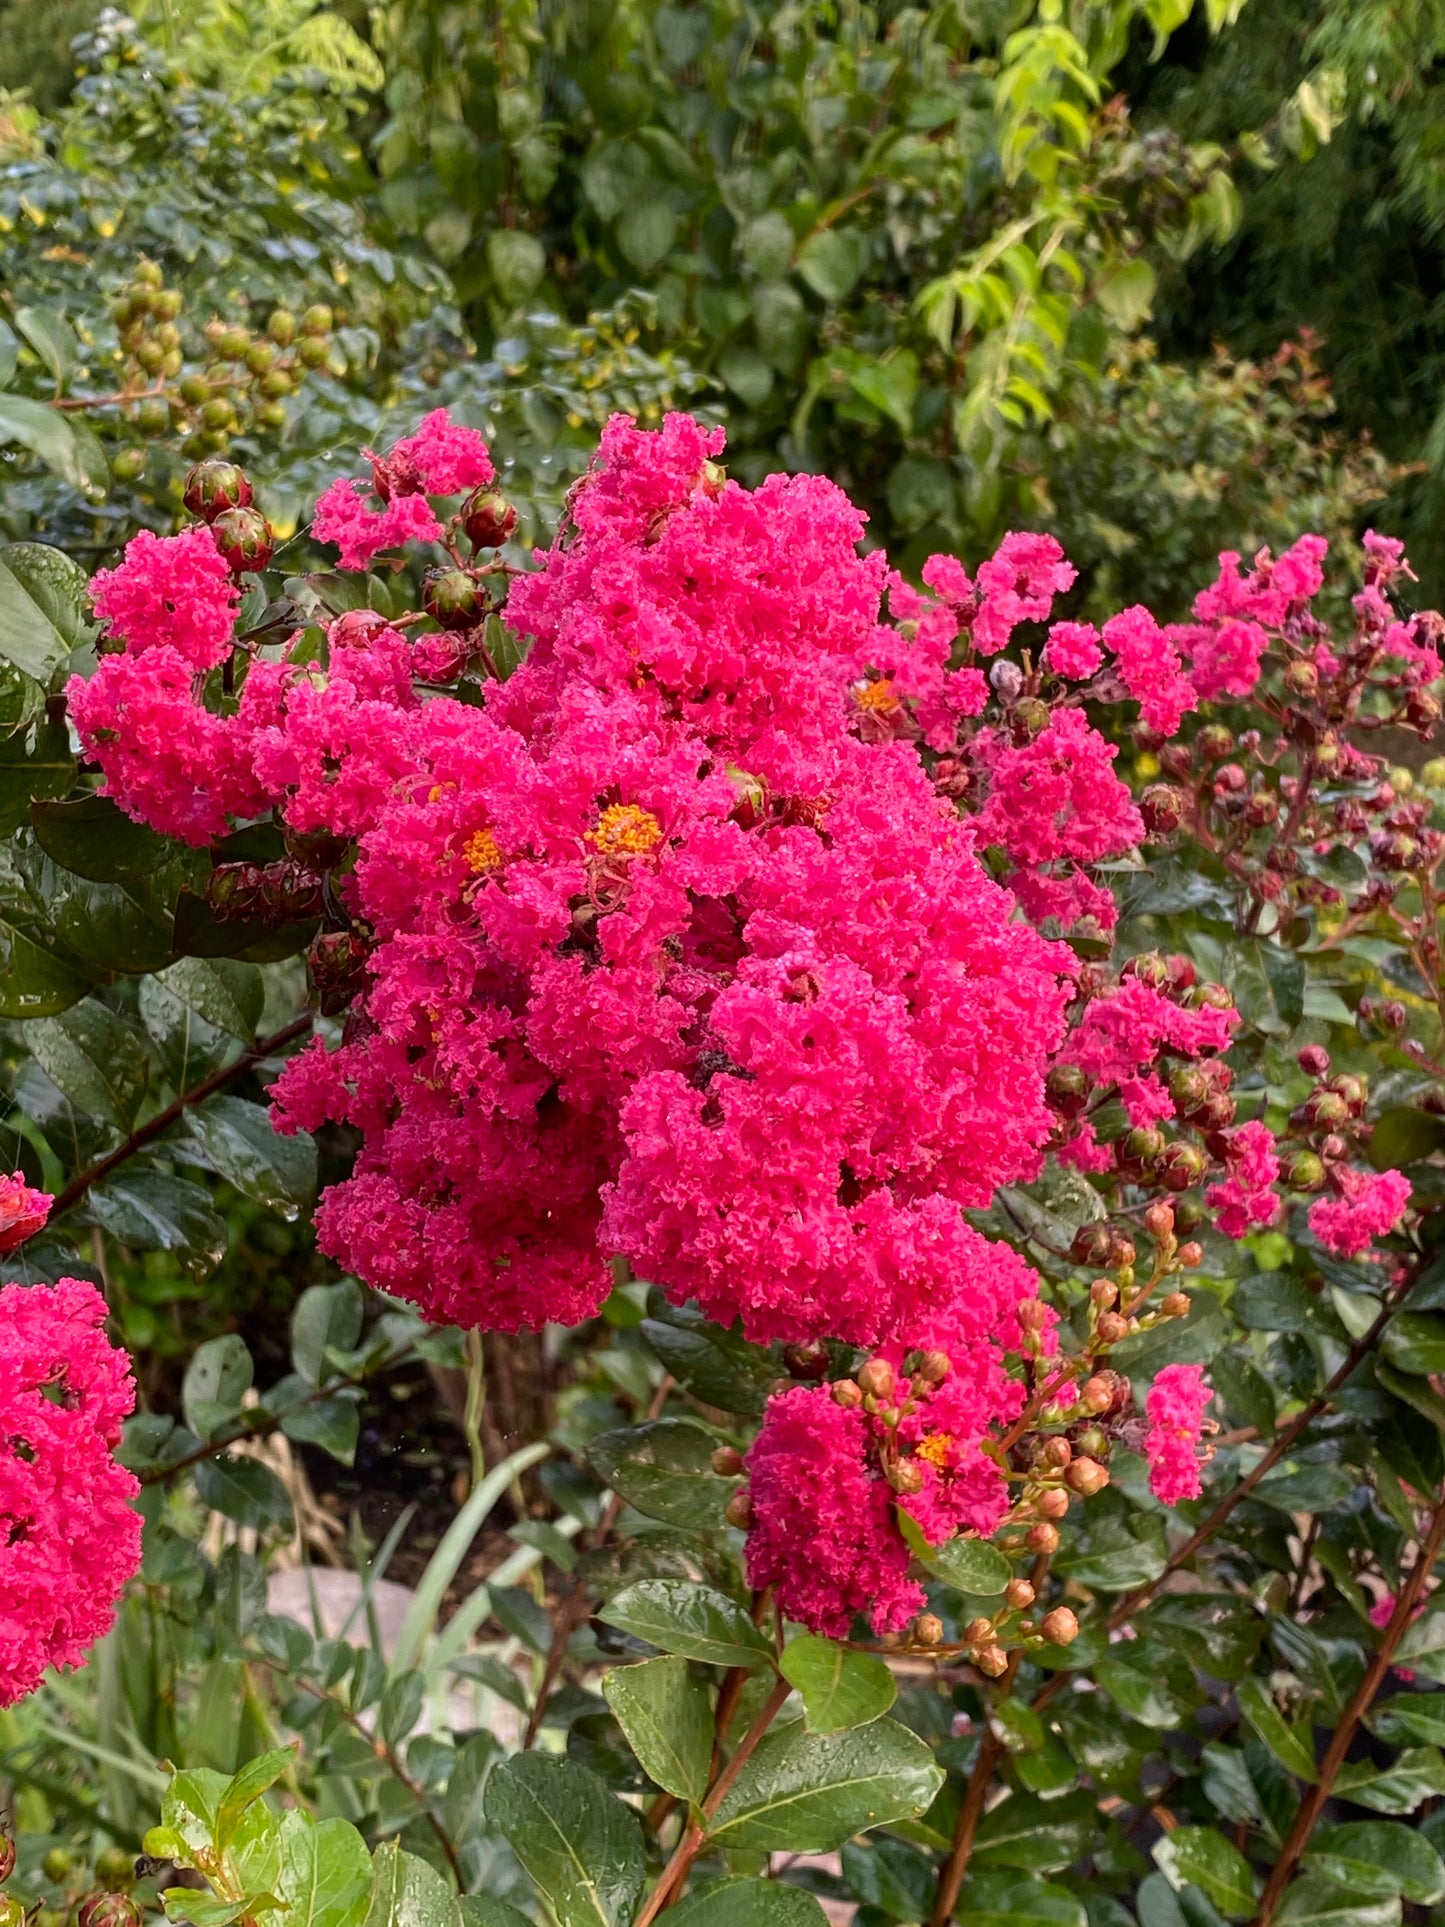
[1158,1141,1208,1192]
[1074,1425,1108,1460]
[963,1617,994,1646]
[1160,1291,1191,1319]
[1079,1375,1114,1414]
[915,1350,952,1386]
[424,567,485,631]
[1143,1201,1175,1240]
[1140,784,1185,836]
[1304,1089,1349,1130]
[1330,1072,1369,1114]
[95,1849,134,1893]
[1281,1149,1326,1192]
[1064,1457,1109,1496]
[1026,1521,1060,1554]
[77,1900,140,1927]
[913,1613,944,1647]
[1071,1223,1114,1267]
[41,1848,73,1882]
[976,1645,1009,1677]
[309,930,371,1015]
[462,486,519,551]
[210,505,275,576]
[711,1445,745,1476]
[857,1358,895,1401]
[0,1836,13,1884]
[1177,1240,1203,1267]
[889,1461,924,1495]
[1197,724,1234,763]
[1004,1578,1036,1610]
[831,1379,863,1409]
[989,659,1024,701]
[1120,1127,1166,1168]
[1017,1299,1050,1335]
[1014,697,1050,736]
[183,458,252,521]
[782,1340,830,1380]
[0,1902,23,1927]
[1090,1278,1118,1309]
[1046,1064,1089,1117]
[1041,1437,1072,1469]
[301,303,334,336]
[1123,950,1170,990]
[1040,1607,1079,1646]
[1036,1487,1070,1519]
[725,1489,755,1530]
[1096,1312,1129,1346]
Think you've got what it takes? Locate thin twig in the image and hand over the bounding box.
[51,1013,314,1218]
[1251,1489,1445,1926]
[138,1368,372,1486]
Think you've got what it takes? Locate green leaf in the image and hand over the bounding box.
[972,1790,1096,1873]
[1276,1877,1401,1925]
[179,1096,317,1215]
[1368,1692,1445,1746]
[1235,1677,1318,1781]
[1333,1747,1445,1812]
[485,1754,646,1927]
[1369,1108,1445,1172]
[779,1635,896,1734]
[291,1280,365,1387]
[459,1904,531,1927]
[1055,1515,1167,1592]
[24,1001,148,1127]
[14,305,78,388]
[1153,1828,1258,1919]
[217,1747,295,1850]
[277,1812,374,1927]
[366,1841,464,1927]
[602,1656,713,1804]
[1232,1272,1317,1333]
[0,540,94,657]
[639,1314,775,1415]
[183,1333,254,1438]
[599,1580,774,1671]
[155,957,265,1040]
[279,1393,359,1464]
[914,1531,1012,1597]
[1094,258,1157,328]
[31,795,174,884]
[719,346,774,406]
[1381,1313,1445,1376]
[162,1766,230,1852]
[847,352,919,436]
[1097,1654,1194,1729]
[488,230,546,305]
[1305,1821,1445,1904]
[616,201,677,270]
[666,1881,830,1925]
[90,1168,228,1277]
[797,229,865,302]
[587,1421,733,1530]
[1390,1608,1445,1681]
[707,1718,945,1853]
[956,1870,1087,1927]
[0,400,96,501]
[0,915,89,1017]
[194,1455,295,1534]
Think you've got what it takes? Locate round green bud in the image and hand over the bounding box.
[268,309,298,346]
[300,303,334,336]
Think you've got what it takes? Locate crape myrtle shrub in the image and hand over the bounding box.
[5,407,1445,1927]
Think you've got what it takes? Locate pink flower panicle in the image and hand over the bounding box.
[1144,1363,1211,1507]
[89,525,239,669]
[0,1278,141,1705]
[313,407,492,569]
[0,1175,51,1255]
[1309,1167,1412,1258]
[1205,1120,1281,1239]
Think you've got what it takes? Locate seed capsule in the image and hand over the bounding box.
[913,1613,944,1647]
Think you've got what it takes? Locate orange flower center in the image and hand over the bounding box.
[916,1433,955,1469]
[462,828,503,874]
[856,677,900,714]
[588,803,663,857]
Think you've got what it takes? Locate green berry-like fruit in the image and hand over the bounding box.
[95,1847,134,1892]
[155,287,184,319]
[300,303,334,336]
[215,326,250,361]
[296,334,331,369]
[244,340,277,374]
[424,567,485,630]
[133,259,164,288]
[255,399,287,429]
[111,448,146,483]
[200,396,238,431]
[178,373,210,406]
[461,486,518,550]
[135,340,165,375]
[183,459,253,521]
[41,1847,74,1884]
[259,368,295,398]
[210,505,275,575]
[135,397,171,438]
[268,309,298,346]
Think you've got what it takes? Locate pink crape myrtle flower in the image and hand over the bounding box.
[384,408,495,496]
[311,480,444,571]
[1309,1167,1412,1258]
[0,1175,51,1255]
[0,1278,141,1704]
[89,525,239,669]
[1103,606,1197,734]
[1043,621,1103,681]
[1206,1120,1281,1238]
[1145,1363,1211,1506]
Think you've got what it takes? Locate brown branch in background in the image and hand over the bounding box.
[51,1013,314,1219]
[1251,1489,1445,1927]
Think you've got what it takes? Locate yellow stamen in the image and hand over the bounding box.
[916,1433,955,1469]
[462,828,503,874]
[588,803,664,857]
[856,677,900,714]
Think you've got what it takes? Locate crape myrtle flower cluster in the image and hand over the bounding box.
[0,1192,140,1704]
[69,408,1432,1641]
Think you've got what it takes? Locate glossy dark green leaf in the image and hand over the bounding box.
[601,1656,713,1803]
[178,1096,317,1216]
[1305,1821,1445,1903]
[276,1812,373,1927]
[1275,1877,1401,1925]
[0,531,90,674]
[1381,1313,1445,1376]
[194,1456,295,1535]
[1387,1608,1445,1682]
[707,1718,944,1852]
[291,1280,365,1387]
[779,1635,896,1734]
[956,1871,1087,1927]
[366,1841,463,1927]
[667,1881,829,1925]
[0,913,89,1017]
[1368,1692,1445,1747]
[587,1420,733,1530]
[1055,1514,1167,1591]
[638,1314,774,1414]
[1235,1677,1318,1781]
[972,1790,1096,1873]
[1333,1747,1445,1812]
[1232,1273,1317,1334]
[90,1168,228,1277]
[1369,1106,1445,1171]
[31,794,173,883]
[1153,1827,1258,1919]
[484,1754,646,1927]
[183,1333,254,1438]
[599,1580,774,1671]
[24,999,147,1127]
